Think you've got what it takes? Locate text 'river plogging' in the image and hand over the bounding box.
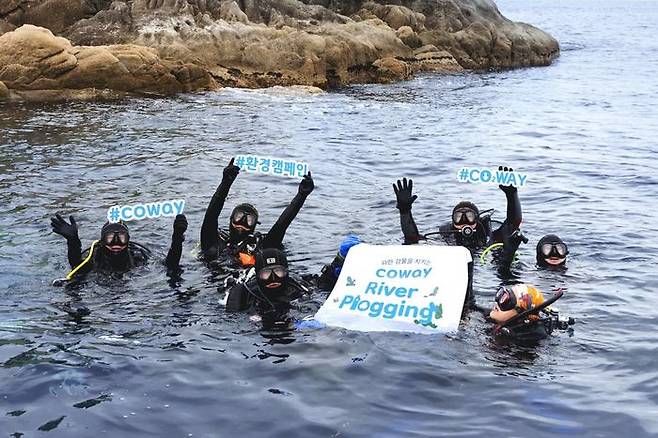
[338,266,442,328]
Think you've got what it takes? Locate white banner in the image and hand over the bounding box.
[314,244,472,334]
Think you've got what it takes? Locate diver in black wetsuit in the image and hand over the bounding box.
[225,248,308,327]
[200,158,314,268]
[51,214,187,280]
[393,166,522,251]
[488,283,572,342]
[392,168,522,310]
[490,232,569,277]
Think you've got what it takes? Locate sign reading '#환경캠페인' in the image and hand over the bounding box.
[314,244,472,334]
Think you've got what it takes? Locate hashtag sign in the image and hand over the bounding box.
[108,206,120,223]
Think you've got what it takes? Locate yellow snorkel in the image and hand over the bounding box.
[65,240,99,281]
[479,242,504,264]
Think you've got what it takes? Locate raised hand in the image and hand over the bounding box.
[222,157,240,184]
[393,178,417,213]
[498,165,518,194]
[51,214,79,241]
[298,171,314,196]
[172,214,188,241]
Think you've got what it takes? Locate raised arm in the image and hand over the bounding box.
[500,166,522,230]
[51,214,82,267]
[200,158,240,254]
[491,166,522,245]
[394,178,422,244]
[166,214,187,273]
[261,172,314,249]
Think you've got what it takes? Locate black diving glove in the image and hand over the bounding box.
[393,178,417,213]
[222,157,240,185]
[298,172,314,196]
[51,214,79,241]
[172,214,188,243]
[498,166,518,195]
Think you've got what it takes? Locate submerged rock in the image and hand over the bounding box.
[0,0,559,101]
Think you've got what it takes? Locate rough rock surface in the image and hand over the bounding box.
[0,0,559,101]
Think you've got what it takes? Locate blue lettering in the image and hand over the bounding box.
[383,303,397,319]
[469,169,480,182]
[404,305,419,318]
[364,282,378,294]
[398,300,407,316]
[508,173,517,186]
[350,295,360,310]
[369,302,383,317]
[162,202,174,215]
[173,200,185,215]
[121,206,133,221]
[375,269,385,278]
[339,295,354,308]
[398,270,412,278]
[146,203,161,217]
[383,284,397,296]
[495,170,509,184]
[133,205,146,219]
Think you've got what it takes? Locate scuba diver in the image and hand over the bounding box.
[225,248,309,327]
[51,213,187,280]
[392,167,521,310]
[311,234,362,291]
[200,158,314,268]
[393,166,522,251]
[536,234,569,269]
[485,230,569,277]
[488,283,573,342]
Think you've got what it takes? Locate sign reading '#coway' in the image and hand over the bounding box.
[314,244,472,334]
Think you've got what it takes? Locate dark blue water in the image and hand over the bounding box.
[1,0,658,435]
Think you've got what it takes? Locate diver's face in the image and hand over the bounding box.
[230,209,257,233]
[258,265,288,289]
[103,231,128,254]
[452,208,478,231]
[539,242,568,265]
[489,303,517,323]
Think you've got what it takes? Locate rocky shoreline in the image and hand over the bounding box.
[0,0,559,102]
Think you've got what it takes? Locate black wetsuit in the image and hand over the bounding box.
[67,240,151,278]
[200,178,311,264]
[400,187,522,251]
[225,276,307,325]
[65,232,184,279]
[396,188,522,310]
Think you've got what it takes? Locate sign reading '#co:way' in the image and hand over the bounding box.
[314,244,472,334]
